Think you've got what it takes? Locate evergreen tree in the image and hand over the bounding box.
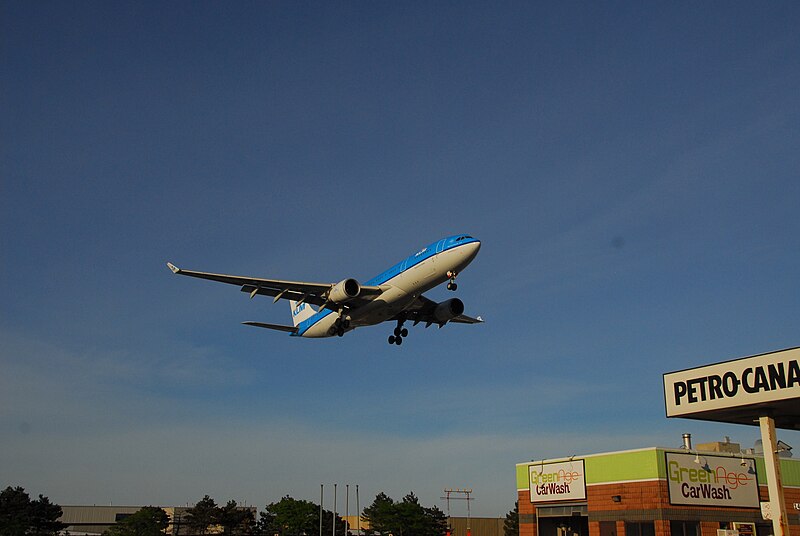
[503,502,519,536]
[0,486,65,536]
[360,493,394,536]
[217,501,254,536]
[185,496,219,536]
[361,492,446,536]
[28,494,65,536]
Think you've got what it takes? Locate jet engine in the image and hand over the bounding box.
[328,278,361,303]
[433,298,464,323]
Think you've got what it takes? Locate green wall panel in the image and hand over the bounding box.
[584,449,662,483]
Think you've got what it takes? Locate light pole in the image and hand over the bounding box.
[332,484,337,536]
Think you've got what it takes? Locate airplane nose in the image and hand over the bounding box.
[465,240,481,261]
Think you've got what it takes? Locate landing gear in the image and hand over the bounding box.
[388,319,409,345]
[446,271,458,291]
[328,315,351,337]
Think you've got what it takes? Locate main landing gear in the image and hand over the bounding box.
[388,319,409,345]
[446,270,458,291]
[328,315,350,337]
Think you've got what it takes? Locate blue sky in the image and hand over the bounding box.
[2,1,799,517]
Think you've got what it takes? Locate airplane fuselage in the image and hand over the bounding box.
[295,235,481,337]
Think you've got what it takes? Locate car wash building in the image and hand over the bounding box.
[516,442,799,536]
[517,347,800,536]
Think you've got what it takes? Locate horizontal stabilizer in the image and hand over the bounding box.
[451,313,483,324]
[242,321,298,333]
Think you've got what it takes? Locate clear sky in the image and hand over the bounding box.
[2,0,799,518]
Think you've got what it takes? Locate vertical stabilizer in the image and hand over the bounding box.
[289,300,317,327]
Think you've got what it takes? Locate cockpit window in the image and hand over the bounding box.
[455,235,473,241]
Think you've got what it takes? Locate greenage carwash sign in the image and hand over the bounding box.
[529,460,586,503]
[666,452,759,508]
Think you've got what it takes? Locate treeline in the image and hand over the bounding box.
[0,487,456,536]
[144,493,449,536]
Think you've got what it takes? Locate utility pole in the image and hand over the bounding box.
[441,488,474,536]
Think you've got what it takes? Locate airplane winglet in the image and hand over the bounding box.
[166,262,180,274]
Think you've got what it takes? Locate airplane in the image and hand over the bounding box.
[166,234,482,345]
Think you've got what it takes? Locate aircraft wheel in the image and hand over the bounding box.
[395,336,403,345]
[393,327,402,337]
[400,328,408,337]
[388,335,396,344]
[343,319,351,329]
[328,326,336,336]
[337,328,345,337]
[451,282,458,291]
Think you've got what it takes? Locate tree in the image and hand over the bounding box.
[185,496,218,536]
[503,502,519,536]
[182,496,256,536]
[28,494,65,536]
[0,486,65,536]
[257,496,345,536]
[360,493,394,536]
[217,501,254,536]
[103,507,169,536]
[361,492,446,536]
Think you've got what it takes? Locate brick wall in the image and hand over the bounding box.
[518,482,800,536]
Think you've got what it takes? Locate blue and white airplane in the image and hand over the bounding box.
[167,234,482,345]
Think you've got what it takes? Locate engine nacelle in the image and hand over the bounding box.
[433,298,464,323]
[328,278,361,303]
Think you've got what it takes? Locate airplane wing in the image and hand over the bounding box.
[166,262,383,309]
[400,295,484,327]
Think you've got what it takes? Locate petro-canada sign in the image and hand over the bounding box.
[663,347,800,419]
[666,452,759,508]
[529,460,586,503]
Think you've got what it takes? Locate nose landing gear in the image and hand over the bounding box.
[388,319,409,345]
[446,270,458,291]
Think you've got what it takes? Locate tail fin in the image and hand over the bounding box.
[289,300,317,327]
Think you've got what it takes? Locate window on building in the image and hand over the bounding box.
[670,521,699,536]
[625,522,655,536]
[600,521,617,536]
